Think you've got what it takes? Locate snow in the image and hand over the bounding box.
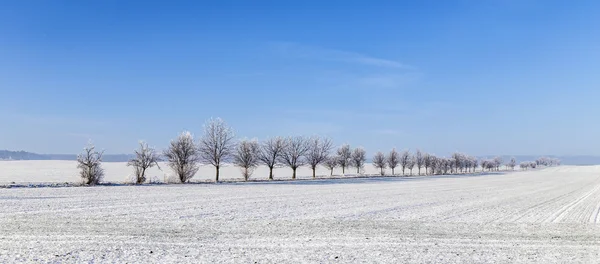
[1,164,600,262]
[0,160,394,184]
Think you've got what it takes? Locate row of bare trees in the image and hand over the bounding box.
[76,118,561,185]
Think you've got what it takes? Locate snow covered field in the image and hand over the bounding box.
[1,165,600,263]
[0,160,392,184]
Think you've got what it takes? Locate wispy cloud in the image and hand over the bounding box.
[271,42,414,69]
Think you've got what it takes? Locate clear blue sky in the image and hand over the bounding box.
[1,0,599,156]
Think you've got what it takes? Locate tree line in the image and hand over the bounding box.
[76,118,561,185]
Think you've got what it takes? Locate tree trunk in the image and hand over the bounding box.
[292,168,296,180]
[330,168,333,176]
[402,168,405,175]
[342,166,345,174]
[357,167,360,174]
[269,167,274,180]
[392,168,395,175]
[215,166,220,182]
[380,168,384,176]
[312,166,316,179]
[418,167,421,176]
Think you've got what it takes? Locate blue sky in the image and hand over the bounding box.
[1,0,599,156]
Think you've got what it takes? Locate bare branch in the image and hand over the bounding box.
[351,147,367,174]
[258,137,285,180]
[233,139,260,181]
[198,118,235,182]
[127,141,161,184]
[76,141,104,185]
[372,151,387,176]
[278,136,309,180]
[163,131,201,183]
[305,136,333,178]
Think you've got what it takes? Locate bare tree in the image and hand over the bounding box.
[493,156,503,171]
[305,136,333,178]
[400,150,411,175]
[278,136,309,180]
[337,144,352,174]
[415,149,424,175]
[164,131,201,183]
[198,118,235,182]
[233,139,260,181]
[424,153,433,175]
[324,156,338,176]
[387,148,400,175]
[351,147,367,174]
[77,142,104,185]
[258,137,285,180]
[373,151,387,176]
[470,157,479,173]
[127,141,161,184]
[507,157,517,171]
[407,156,416,175]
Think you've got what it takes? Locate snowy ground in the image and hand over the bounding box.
[1,165,600,263]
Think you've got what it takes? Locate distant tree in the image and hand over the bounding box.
[198,118,235,182]
[323,156,338,176]
[127,141,161,184]
[387,148,400,175]
[278,136,309,180]
[400,150,411,175]
[258,137,285,180]
[233,139,260,181]
[520,162,529,170]
[77,142,104,185]
[351,147,367,174]
[415,149,425,175]
[424,153,434,175]
[305,136,334,178]
[530,161,537,169]
[372,151,387,176]
[337,144,352,174]
[407,156,416,175]
[493,156,503,171]
[507,157,517,171]
[471,157,479,173]
[164,131,201,183]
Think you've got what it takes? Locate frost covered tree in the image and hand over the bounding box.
[164,131,201,183]
[415,149,424,175]
[127,141,161,184]
[387,148,400,175]
[323,156,338,176]
[351,147,367,174]
[278,136,309,180]
[520,162,529,170]
[493,157,503,171]
[77,142,104,185]
[400,150,411,175]
[305,136,333,178]
[258,137,285,180]
[507,157,517,171]
[424,153,434,175]
[372,151,387,176]
[470,157,479,173]
[407,156,416,175]
[336,144,352,174]
[233,139,260,181]
[530,162,537,169]
[198,118,235,182]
